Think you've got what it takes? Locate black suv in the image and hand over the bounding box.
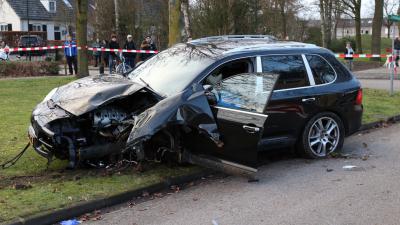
[29,35,362,175]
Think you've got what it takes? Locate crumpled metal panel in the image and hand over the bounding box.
[127,84,222,147]
[50,75,145,116]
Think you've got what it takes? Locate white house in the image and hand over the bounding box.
[0,0,74,40]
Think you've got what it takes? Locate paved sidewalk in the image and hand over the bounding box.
[359,79,400,91]
[353,67,400,80]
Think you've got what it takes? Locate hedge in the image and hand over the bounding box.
[0,61,60,77]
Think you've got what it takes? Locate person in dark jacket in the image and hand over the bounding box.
[101,39,109,67]
[64,35,78,75]
[108,34,120,74]
[344,42,354,71]
[92,38,101,67]
[394,37,400,65]
[123,34,136,68]
[140,36,157,61]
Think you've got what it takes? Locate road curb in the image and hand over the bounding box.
[359,114,400,132]
[7,169,211,225]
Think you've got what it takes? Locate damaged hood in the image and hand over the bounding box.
[49,75,146,116]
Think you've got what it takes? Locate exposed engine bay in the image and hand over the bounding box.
[29,75,222,170]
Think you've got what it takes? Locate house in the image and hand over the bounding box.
[336,18,399,39]
[0,0,74,40]
[308,18,399,39]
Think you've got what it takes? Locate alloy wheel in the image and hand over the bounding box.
[307,117,340,157]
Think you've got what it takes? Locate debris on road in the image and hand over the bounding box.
[343,165,365,171]
[60,219,81,225]
[326,168,334,172]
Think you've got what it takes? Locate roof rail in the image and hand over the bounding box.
[189,35,278,43]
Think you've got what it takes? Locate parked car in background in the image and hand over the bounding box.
[28,35,363,177]
[18,35,46,56]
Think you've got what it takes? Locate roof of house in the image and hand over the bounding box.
[6,0,74,21]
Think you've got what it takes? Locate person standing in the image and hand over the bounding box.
[92,38,101,67]
[394,37,400,66]
[101,39,109,67]
[140,36,157,61]
[108,34,120,74]
[0,40,10,61]
[344,42,354,71]
[64,35,78,75]
[123,34,136,68]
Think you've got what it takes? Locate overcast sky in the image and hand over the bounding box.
[298,0,378,19]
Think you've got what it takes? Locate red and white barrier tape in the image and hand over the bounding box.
[0,45,391,57]
[2,45,158,54]
[334,54,388,58]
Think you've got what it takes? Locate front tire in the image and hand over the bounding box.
[298,112,344,159]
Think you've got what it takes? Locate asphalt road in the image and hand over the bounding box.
[86,123,400,225]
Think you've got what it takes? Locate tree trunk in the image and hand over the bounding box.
[371,0,383,60]
[319,0,327,48]
[181,0,191,41]
[279,0,287,39]
[114,0,119,35]
[169,0,182,46]
[76,0,89,78]
[397,5,400,36]
[354,8,362,53]
[387,24,391,38]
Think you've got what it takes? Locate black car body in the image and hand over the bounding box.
[28,35,363,176]
[18,35,47,56]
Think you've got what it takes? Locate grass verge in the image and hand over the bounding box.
[0,77,399,223]
[362,89,400,124]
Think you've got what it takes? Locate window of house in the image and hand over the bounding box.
[365,30,369,34]
[261,55,309,90]
[306,55,337,85]
[32,24,42,31]
[0,24,8,31]
[49,1,56,12]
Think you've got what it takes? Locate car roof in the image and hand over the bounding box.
[188,35,329,57]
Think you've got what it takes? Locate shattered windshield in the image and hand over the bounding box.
[128,43,219,97]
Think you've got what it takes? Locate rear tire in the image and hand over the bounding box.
[297,112,344,159]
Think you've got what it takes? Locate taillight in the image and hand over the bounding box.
[355,89,363,105]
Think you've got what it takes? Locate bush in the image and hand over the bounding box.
[0,61,60,77]
[329,37,357,53]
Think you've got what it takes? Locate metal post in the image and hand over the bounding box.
[391,26,395,96]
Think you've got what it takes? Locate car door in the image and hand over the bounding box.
[260,55,318,149]
[203,73,279,169]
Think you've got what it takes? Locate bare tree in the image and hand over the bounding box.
[76,0,89,77]
[372,0,383,59]
[384,0,397,38]
[340,0,362,53]
[114,0,119,36]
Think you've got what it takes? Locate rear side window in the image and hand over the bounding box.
[261,55,309,90]
[306,55,336,84]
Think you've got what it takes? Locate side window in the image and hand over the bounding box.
[306,55,337,84]
[216,73,278,113]
[261,55,309,90]
[204,59,254,86]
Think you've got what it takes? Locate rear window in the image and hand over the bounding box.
[306,55,336,84]
[261,55,309,90]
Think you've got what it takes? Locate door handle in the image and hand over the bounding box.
[302,97,316,102]
[243,125,260,133]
